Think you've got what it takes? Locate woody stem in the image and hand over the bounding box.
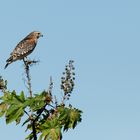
[23,58,32,97]
[23,58,37,140]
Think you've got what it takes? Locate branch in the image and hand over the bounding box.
[32,120,37,140]
[24,110,30,117]
[23,58,39,140]
[35,103,48,122]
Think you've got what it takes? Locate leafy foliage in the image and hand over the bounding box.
[0,91,25,124]
[58,106,82,131]
[0,60,82,140]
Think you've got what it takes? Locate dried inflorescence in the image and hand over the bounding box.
[0,76,7,91]
[44,77,53,104]
[61,60,75,100]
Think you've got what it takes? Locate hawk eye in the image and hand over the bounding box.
[38,33,43,37]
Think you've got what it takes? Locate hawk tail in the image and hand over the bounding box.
[4,57,13,69]
[4,63,10,69]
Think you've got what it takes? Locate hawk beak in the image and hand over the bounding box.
[40,34,43,37]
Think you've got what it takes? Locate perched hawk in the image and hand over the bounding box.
[4,31,43,69]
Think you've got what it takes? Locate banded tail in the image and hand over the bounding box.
[4,57,13,69]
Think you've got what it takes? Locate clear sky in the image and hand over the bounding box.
[0,0,140,140]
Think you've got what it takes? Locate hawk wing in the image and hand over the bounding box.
[4,38,36,69]
[10,38,36,59]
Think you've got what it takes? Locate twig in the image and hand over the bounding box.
[24,110,30,117]
[61,94,67,105]
[23,58,32,97]
[35,103,48,122]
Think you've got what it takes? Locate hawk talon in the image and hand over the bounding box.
[23,58,39,66]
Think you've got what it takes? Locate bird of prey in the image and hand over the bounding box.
[4,31,43,69]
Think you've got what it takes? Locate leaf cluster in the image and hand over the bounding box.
[0,60,82,140]
[0,90,82,140]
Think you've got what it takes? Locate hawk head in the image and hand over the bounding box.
[27,31,43,39]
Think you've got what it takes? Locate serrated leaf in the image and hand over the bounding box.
[38,116,62,140]
[0,102,8,117]
[39,127,61,140]
[6,105,19,116]
[58,107,82,131]
[23,97,34,107]
[24,95,45,112]
[19,91,25,102]
[25,133,33,140]
[6,106,24,124]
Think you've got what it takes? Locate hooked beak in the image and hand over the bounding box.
[40,34,43,37]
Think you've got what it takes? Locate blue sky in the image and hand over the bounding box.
[0,0,140,140]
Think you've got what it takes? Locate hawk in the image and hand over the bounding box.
[4,31,43,69]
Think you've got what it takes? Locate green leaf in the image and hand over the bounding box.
[25,133,33,140]
[38,117,62,140]
[6,106,24,124]
[0,91,27,124]
[39,126,61,140]
[1,90,25,105]
[41,128,61,140]
[6,105,19,117]
[0,102,8,117]
[11,91,25,104]
[58,106,82,131]
[19,91,25,102]
[25,94,46,112]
